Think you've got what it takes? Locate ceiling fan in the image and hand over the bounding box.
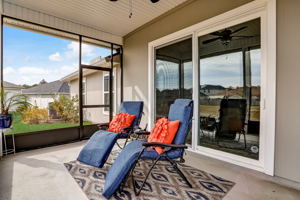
[110,0,160,18]
[110,0,160,3]
[202,26,255,45]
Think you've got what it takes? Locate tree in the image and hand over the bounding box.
[39,79,47,85]
[0,88,31,115]
[52,95,79,123]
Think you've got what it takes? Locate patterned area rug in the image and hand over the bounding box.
[64,150,235,200]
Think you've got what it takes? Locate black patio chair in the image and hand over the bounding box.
[215,98,247,149]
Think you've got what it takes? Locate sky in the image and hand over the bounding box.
[156,49,261,91]
[3,25,111,85]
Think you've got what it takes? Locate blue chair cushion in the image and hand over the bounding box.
[119,101,143,127]
[77,130,118,168]
[102,140,144,199]
[174,99,193,107]
[168,100,193,145]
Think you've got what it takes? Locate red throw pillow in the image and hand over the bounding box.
[107,113,136,133]
[148,117,180,154]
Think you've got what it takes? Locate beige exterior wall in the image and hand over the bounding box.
[68,66,121,124]
[123,0,300,183]
[27,94,57,109]
[69,71,108,124]
[275,0,300,183]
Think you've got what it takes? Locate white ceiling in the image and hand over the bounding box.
[7,0,189,37]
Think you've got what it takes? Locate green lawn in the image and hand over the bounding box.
[200,105,260,121]
[5,112,92,135]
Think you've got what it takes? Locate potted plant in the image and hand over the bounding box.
[0,88,31,129]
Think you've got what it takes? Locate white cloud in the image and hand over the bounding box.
[65,41,95,59]
[4,41,95,85]
[3,64,78,85]
[49,52,63,62]
[19,67,50,75]
[47,41,96,65]
[3,67,15,75]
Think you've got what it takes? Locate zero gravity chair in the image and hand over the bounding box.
[101,99,193,199]
[77,101,143,168]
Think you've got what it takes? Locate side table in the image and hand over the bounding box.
[1,128,15,157]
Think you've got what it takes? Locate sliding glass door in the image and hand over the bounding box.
[198,18,261,159]
[154,18,261,159]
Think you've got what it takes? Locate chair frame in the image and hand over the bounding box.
[128,143,192,196]
[119,122,193,196]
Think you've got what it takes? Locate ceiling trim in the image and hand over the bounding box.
[124,0,196,39]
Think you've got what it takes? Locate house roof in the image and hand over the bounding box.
[21,80,70,95]
[61,54,120,82]
[201,85,225,90]
[3,81,24,89]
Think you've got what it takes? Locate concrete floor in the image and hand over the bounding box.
[0,141,300,200]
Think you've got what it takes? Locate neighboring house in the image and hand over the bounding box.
[200,85,225,96]
[4,81,24,94]
[3,81,24,111]
[21,80,70,110]
[61,55,121,124]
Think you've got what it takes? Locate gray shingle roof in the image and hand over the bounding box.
[22,80,70,95]
[3,81,24,89]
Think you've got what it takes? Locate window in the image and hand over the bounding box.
[103,72,116,114]
[82,78,87,105]
[103,74,110,113]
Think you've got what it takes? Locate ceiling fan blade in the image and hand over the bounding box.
[232,35,254,38]
[209,31,223,36]
[202,37,221,44]
[231,26,247,34]
[150,0,160,3]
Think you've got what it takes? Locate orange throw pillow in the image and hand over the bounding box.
[148,117,180,154]
[107,113,136,133]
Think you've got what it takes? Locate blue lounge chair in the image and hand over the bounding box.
[77,101,143,168]
[102,99,193,198]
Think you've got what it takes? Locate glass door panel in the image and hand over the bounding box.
[198,18,261,160]
[155,37,192,143]
[155,59,180,119]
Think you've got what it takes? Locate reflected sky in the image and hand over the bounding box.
[156,49,261,91]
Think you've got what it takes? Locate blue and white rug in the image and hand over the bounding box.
[64,150,235,200]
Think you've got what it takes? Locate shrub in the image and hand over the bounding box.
[52,95,79,123]
[21,106,49,124]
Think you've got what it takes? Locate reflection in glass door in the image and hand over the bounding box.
[155,38,193,143]
[198,18,261,160]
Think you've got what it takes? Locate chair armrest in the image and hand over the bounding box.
[122,127,134,133]
[97,123,109,130]
[134,130,151,135]
[142,142,188,149]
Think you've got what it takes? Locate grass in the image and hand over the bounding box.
[200,105,260,121]
[5,112,92,135]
